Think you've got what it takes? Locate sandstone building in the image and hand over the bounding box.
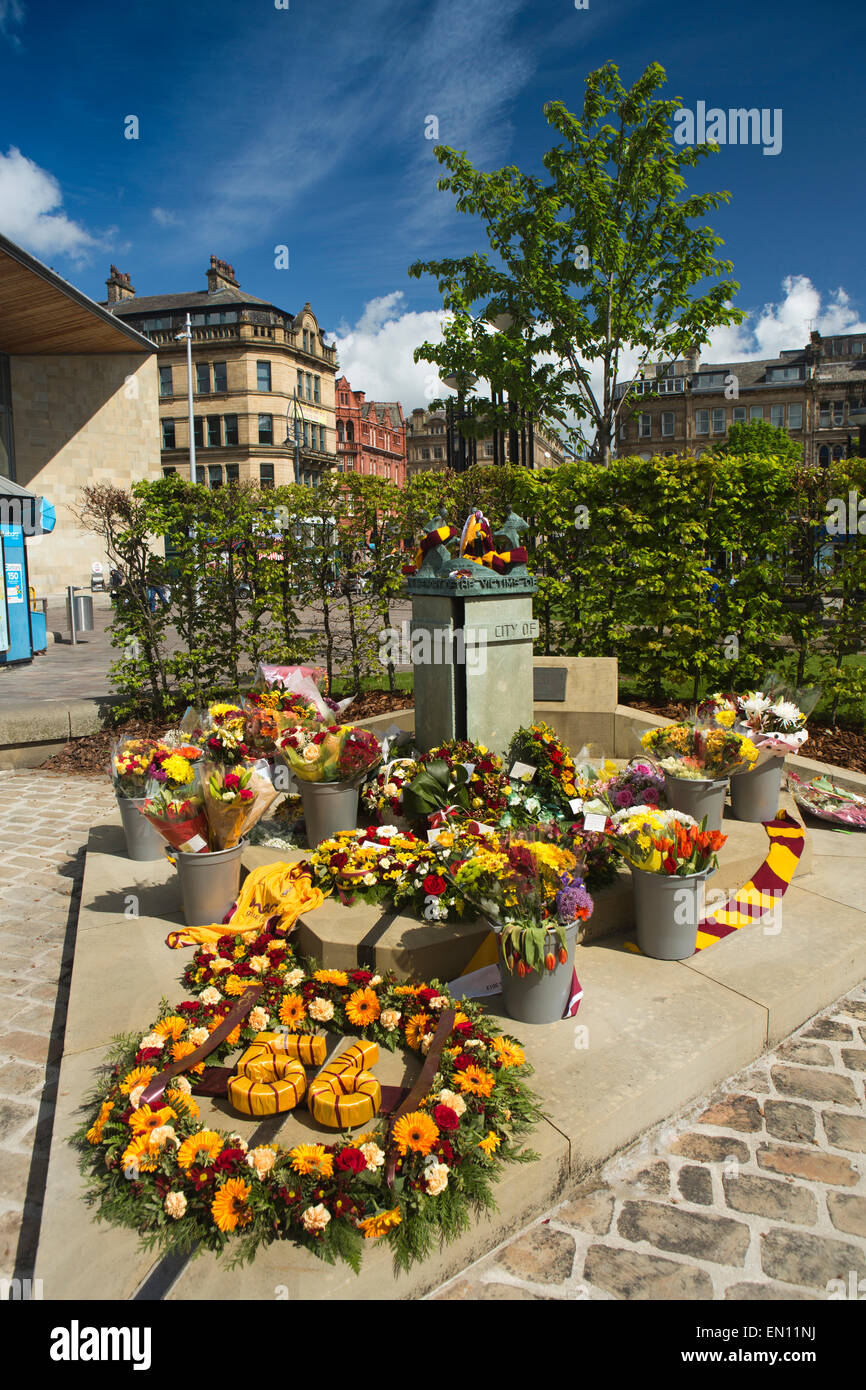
[405,406,569,479]
[335,376,407,485]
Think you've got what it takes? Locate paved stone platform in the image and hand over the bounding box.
[29,800,866,1299]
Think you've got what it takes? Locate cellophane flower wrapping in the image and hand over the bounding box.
[641,720,759,780]
[609,803,727,876]
[202,760,279,849]
[278,724,381,784]
[141,753,209,853]
[255,663,354,723]
[110,736,165,800]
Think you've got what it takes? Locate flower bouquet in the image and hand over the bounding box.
[721,681,818,823]
[198,703,254,768]
[786,771,866,829]
[111,737,172,861]
[141,750,209,854]
[310,823,486,918]
[361,758,419,828]
[202,763,279,851]
[609,804,727,960]
[402,740,510,826]
[278,724,382,848]
[255,662,354,723]
[600,759,667,814]
[641,721,758,831]
[502,723,581,822]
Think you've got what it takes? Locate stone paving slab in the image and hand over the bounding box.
[431,985,866,1301]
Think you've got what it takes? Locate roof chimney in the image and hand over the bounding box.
[105,265,135,302]
[206,256,239,294]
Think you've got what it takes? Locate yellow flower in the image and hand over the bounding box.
[278,993,307,1031]
[492,1037,525,1069]
[85,1100,114,1145]
[345,988,380,1027]
[171,1040,205,1075]
[454,1065,495,1098]
[478,1130,502,1156]
[223,974,247,997]
[211,1177,252,1233]
[166,1088,200,1120]
[120,1065,157,1095]
[161,754,194,785]
[716,709,736,728]
[129,1104,176,1138]
[289,1144,334,1178]
[210,702,242,719]
[393,984,421,996]
[177,1130,223,1171]
[358,1206,402,1240]
[313,969,349,986]
[120,1134,159,1173]
[392,1111,439,1157]
[404,1012,431,1050]
[154,1015,187,1041]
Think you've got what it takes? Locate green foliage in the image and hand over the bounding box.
[711,418,803,465]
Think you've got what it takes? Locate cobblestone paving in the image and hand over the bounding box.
[433,985,866,1301]
[0,771,116,1281]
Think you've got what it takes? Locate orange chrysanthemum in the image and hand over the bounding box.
[171,1040,205,1075]
[492,1037,525,1069]
[289,1144,334,1178]
[393,985,421,996]
[345,988,380,1027]
[314,969,349,986]
[454,1065,495,1098]
[166,1088,200,1120]
[223,975,247,997]
[119,1065,157,1095]
[392,1111,439,1157]
[211,1178,252,1233]
[120,1134,159,1173]
[129,1104,176,1138]
[404,1012,432,1050]
[279,994,307,1031]
[154,1016,187,1041]
[177,1130,223,1171]
[478,1130,502,1156]
[85,1100,114,1145]
[358,1206,402,1240]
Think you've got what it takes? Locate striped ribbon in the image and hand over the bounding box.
[694,810,805,949]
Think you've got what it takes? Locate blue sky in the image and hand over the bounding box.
[1,0,864,405]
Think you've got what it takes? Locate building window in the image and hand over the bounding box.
[661,412,675,437]
[260,463,274,488]
[193,417,204,448]
[341,392,348,405]
[733,407,746,424]
[226,464,239,486]
[818,446,830,467]
[305,373,312,402]
[639,413,652,438]
[302,421,309,448]
[161,419,176,449]
[159,365,173,397]
[313,376,320,403]
[302,329,309,353]
[196,362,210,394]
[833,400,845,427]
[257,361,272,392]
[770,405,785,429]
[819,402,831,428]
[161,466,177,477]
[258,414,273,445]
[206,416,220,448]
[346,421,354,442]
[749,406,764,421]
[224,414,238,446]
[421,447,430,460]
[434,447,444,459]
[712,408,725,434]
[788,403,803,430]
[695,410,709,435]
[297,370,304,399]
[213,362,227,393]
[766,366,804,382]
[208,465,222,489]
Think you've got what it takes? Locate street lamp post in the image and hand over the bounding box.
[175,314,197,485]
[442,370,477,473]
[285,393,306,485]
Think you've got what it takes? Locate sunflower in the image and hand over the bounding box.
[454,1065,495,1098]
[154,1015,187,1042]
[211,1178,252,1233]
[278,993,307,1031]
[120,1134,159,1173]
[358,1206,403,1240]
[314,969,349,986]
[404,1012,432,1050]
[129,1104,176,1138]
[119,1065,157,1095]
[492,1037,526,1069]
[177,1130,223,1171]
[392,1111,439,1157]
[166,1088,200,1120]
[171,1040,205,1075]
[289,1144,334,1178]
[223,974,247,997]
[345,988,380,1027]
[478,1130,502,1156]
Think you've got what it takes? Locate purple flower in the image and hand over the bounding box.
[642,786,660,805]
[614,787,635,808]
[555,873,593,923]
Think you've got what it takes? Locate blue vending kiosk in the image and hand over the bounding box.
[0,480,56,666]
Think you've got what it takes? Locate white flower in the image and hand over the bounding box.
[770,699,802,729]
[285,968,305,987]
[370,974,383,987]
[248,955,270,975]
[150,1125,178,1149]
[128,1084,146,1111]
[428,995,447,1011]
[172,1074,192,1095]
[308,996,335,1023]
[228,1133,248,1153]
[377,825,399,838]
[246,1145,277,1178]
[464,1038,483,1049]
[139,1033,165,1051]
[186,1027,208,1047]
[741,692,772,716]
[164,1190,187,1219]
[359,1142,385,1171]
[385,782,399,798]
[302,1203,331,1233]
[424,1162,450,1196]
[479,898,500,918]
[380,1009,401,1031]
[362,873,377,887]
[248,1006,269,1031]
[436,1089,466,1117]
[200,986,222,1006]
[420,1032,434,1055]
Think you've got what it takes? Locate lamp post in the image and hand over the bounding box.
[175,314,197,485]
[285,393,306,485]
[442,370,477,473]
[484,306,535,467]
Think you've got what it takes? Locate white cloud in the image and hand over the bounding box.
[0,147,98,259]
[702,275,866,362]
[331,291,450,407]
[0,0,25,45]
[151,207,184,228]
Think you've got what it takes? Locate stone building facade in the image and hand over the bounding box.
[405,406,568,479]
[615,332,866,466]
[102,257,338,489]
[335,376,407,485]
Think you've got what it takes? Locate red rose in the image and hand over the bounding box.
[452,1052,475,1071]
[452,1019,474,1036]
[330,852,349,870]
[212,1147,246,1174]
[224,773,240,790]
[417,987,439,1005]
[433,1104,459,1131]
[335,1147,367,1174]
[422,874,447,896]
[137,1047,162,1063]
[349,969,372,985]
[240,788,254,800]
[550,748,563,765]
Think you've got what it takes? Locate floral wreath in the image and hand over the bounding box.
[76,894,539,1273]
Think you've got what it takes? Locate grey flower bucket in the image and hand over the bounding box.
[630,863,713,960]
[117,795,166,862]
[663,774,728,831]
[300,779,360,848]
[730,756,785,823]
[175,840,246,928]
[496,919,580,1024]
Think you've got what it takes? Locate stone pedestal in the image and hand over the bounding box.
[408,570,537,753]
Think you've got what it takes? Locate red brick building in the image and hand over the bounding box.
[335,375,407,485]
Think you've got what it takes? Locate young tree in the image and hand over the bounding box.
[409,61,744,464]
[711,418,803,464]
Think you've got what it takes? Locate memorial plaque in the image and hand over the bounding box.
[533,666,568,702]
